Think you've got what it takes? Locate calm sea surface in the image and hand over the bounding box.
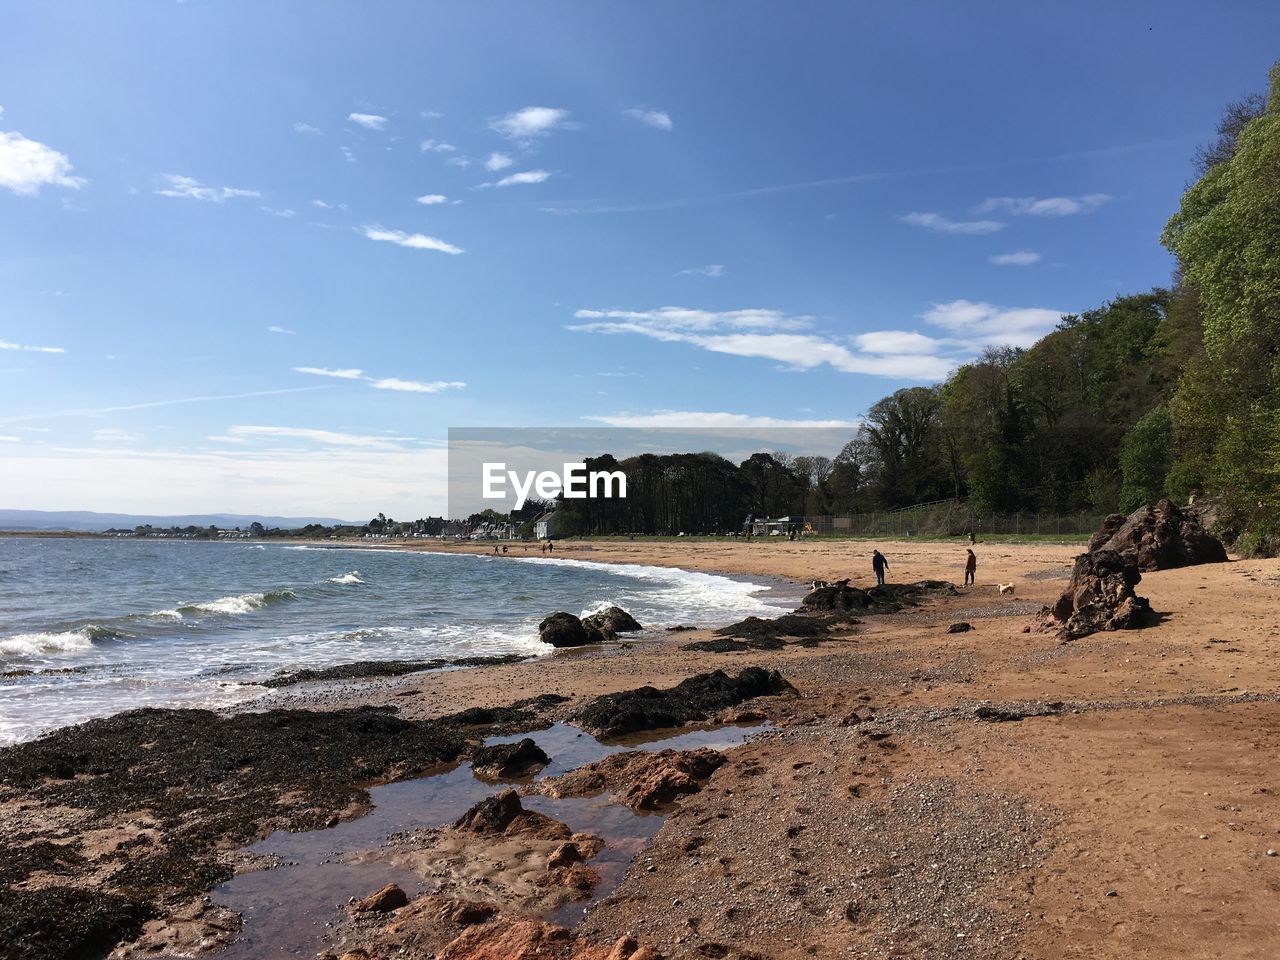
[0,538,796,744]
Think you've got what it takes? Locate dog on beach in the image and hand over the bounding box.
[810,579,829,589]
[996,582,1015,595]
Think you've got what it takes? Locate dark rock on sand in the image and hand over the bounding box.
[354,883,409,913]
[261,654,529,688]
[570,667,794,738]
[1088,499,1228,571]
[1,887,156,960]
[1052,549,1152,639]
[948,622,973,633]
[454,789,572,840]
[442,694,569,734]
[802,580,959,615]
[471,737,550,779]
[582,605,643,634]
[714,612,854,642]
[682,636,785,653]
[974,701,1064,722]
[538,612,619,647]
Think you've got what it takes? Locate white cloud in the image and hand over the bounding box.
[155,174,260,203]
[419,139,457,154]
[0,387,329,425]
[93,427,141,443]
[853,330,947,355]
[568,307,953,380]
[0,435,18,442]
[446,156,472,168]
[362,225,463,255]
[293,366,365,380]
[677,264,725,278]
[267,325,295,335]
[415,193,448,205]
[340,146,356,164]
[976,194,1112,217]
[900,212,1004,235]
[348,112,387,131]
[293,122,322,135]
[624,108,673,130]
[480,170,551,189]
[0,339,65,354]
[0,130,86,195]
[311,199,331,208]
[369,377,465,394]
[489,106,575,142]
[584,411,856,429]
[484,151,514,171]
[989,251,1042,267]
[921,299,1064,348]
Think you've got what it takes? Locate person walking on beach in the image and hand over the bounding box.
[964,548,977,587]
[871,549,888,587]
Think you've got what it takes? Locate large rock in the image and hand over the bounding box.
[453,788,571,840]
[470,738,549,779]
[1052,549,1152,639]
[534,747,727,811]
[538,612,615,647]
[353,883,409,914]
[1089,499,1227,571]
[582,605,642,634]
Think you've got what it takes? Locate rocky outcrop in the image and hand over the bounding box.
[1088,499,1228,571]
[454,789,571,840]
[470,738,549,780]
[533,747,727,811]
[569,668,794,738]
[537,612,618,647]
[802,580,959,615]
[1052,549,1152,639]
[582,606,643,634]
[353,883,409,914]
[436,919,657,960]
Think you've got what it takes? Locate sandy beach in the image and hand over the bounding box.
[5,536,1280,960]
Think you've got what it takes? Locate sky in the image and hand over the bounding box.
[3,1,1278,519]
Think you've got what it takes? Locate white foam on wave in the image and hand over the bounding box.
[176,589,297,617]
[515,555,791,625]
[0,625,116,659]
[326,571,364,585]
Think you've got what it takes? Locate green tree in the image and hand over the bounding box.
[1118,405,1173,511]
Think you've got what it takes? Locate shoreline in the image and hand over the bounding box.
[4,539,1280,959]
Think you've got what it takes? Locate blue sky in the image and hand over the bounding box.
[3,1,1278,518]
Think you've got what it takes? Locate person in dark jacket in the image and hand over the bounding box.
[964,548,977,587]
[871,549,888,587]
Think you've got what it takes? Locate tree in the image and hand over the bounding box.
[1118,405,1172,511]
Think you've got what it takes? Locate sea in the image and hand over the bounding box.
[0,537,797,745]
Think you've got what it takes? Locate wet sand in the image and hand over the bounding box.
[4,537,1280,959]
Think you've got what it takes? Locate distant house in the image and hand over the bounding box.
[534,510,556,540]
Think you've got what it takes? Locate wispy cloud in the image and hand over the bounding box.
[489,106,576,142]
[585,411,856,429]
[93,427,141,443]
[340,146,356,164]
[155,174,260,203]
[0,435,18,442]
[484,152,513,172]
[419,139,457,154]
[479,170,551,189]
[293,122,322,135]
[293,366,364,380]
[369,377,465,394]
[362,225,463,255]
[677,264,725,278]
[0,387,330,425]
[852,331,947,355]
[0,129,87,195]
[348,112,387,131]
[976,194,1111,217]
[0,339,65,354]
[989,251,1042,267]
[221,425,404,450]
[900,212,1004,235]
[267,325,295,335]
[624,107,673,130]
[293,366,465,395]
[415,193,448,205]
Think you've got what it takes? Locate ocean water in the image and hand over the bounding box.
[0,538,796,745]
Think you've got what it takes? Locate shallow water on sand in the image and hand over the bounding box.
[0,537,798,743]
[213,721,768,958]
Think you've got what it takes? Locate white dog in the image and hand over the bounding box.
[997,582,1015,595]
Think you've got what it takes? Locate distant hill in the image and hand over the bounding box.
[0,509,360,532]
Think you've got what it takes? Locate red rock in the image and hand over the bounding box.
[352,883,408,913]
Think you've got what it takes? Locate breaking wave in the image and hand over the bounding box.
[326,571,364,585]
[0,625,127,659]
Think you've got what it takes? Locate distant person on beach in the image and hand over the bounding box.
[871,549,888,587]
[546,540,554,553]
[964,548,977,587]
[502,544,508,555]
